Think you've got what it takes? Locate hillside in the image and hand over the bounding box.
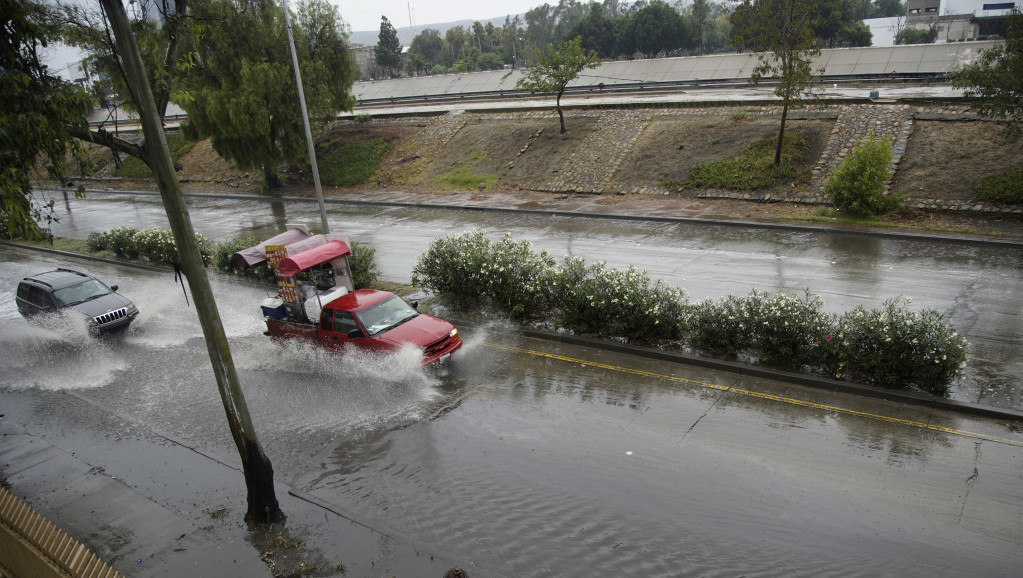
[69,103,1023,236]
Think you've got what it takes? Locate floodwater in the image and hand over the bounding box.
[36,190,1023,410]
[1,248,1021,577]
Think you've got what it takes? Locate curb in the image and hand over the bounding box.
[518,329,1023,423]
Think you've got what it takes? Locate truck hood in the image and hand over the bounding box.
[376,314,453,347]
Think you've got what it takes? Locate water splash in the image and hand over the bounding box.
[0,313,128,391]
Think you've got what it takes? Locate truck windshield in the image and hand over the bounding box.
[354,295,419,336]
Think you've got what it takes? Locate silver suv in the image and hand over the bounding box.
[16,268,139,334]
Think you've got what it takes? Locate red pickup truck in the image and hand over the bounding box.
[234,229,461,366]
[264,288,462,365]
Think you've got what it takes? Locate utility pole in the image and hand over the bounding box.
[282,0,330,234]
[100,0,284,524]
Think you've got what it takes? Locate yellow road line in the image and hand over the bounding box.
[483,342,1023,447]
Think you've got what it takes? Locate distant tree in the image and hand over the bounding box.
[689,0,711,52]
[951,10,1023,125]
[478,51,506,70]
[525,3,558,53]
[501,15,524,67]
[553,0,590,44]
[896,25,937,45]
[837,21,873,46]
[410,28,444,68]
[0,0,93,240]
[869,0,905,18]
[375,15,402,77]
[817,0,859,48]
[618,0,688,57]
[517,36,600,133]
[472,21,485,55]
[731,0,823,165]
[445,26,469,66]
[177,0,356,189]
[564,2,619,58]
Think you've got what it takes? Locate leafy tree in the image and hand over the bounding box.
[0,0,93,240]
[501,15,524,67]
[175,0,356,189]
[837,21,872,47]
[868,0,905,19]
[478,51,506,70]
[951,9,1023,125]
[689,0,711,52]
[731,0,823,166]
[619,0,688,57]
[525,3,559,53]
[517,36,600,133]
[409,28,444,68]
[375,15,402,77]
[564,2,619,58]
[405,51,429,76]
[816,0,856,48]
[445,26,469,66]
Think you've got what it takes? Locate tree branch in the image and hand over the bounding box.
[66,124,144,160]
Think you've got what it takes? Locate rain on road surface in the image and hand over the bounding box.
[39,190,1023,410]
[0,248,1021,577]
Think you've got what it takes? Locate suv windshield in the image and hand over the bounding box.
[53,279,112,306]
[354,295,419,336]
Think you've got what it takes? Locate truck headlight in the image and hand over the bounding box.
[449,328,458,338]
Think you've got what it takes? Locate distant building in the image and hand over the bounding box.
[904,0,1017,42]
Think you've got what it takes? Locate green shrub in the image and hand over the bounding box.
[92,226,212,266]
[825,135,904,217]
[683,132,808,190]
[556,257,687,340]
[412,229,558,318]
[974,168,1023,204]
[316,138,388,187]
[838,298,968,395]
[133,228,177,264]
[690,294,751,352]
[744,289,834,368]
[86,232,107,252]
[411,231,969,393]
[349,241,380,289]
[689,289,839,370]
[105,226,140,258]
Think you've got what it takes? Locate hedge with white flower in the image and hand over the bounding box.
[413,229,969,395]
[87,226,214,266]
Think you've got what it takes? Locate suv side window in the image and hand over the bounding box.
[34,286,56,309]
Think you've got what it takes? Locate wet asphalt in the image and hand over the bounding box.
[2,189,1023,576]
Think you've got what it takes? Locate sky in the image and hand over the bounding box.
[331,0,543,32]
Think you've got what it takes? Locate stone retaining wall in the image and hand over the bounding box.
[411,102,1020,215]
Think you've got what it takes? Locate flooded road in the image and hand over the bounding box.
[1,248,1021,577]
[37,190,1023,410]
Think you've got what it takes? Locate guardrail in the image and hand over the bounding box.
[353,72,946,108]
[87,71,947,128]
